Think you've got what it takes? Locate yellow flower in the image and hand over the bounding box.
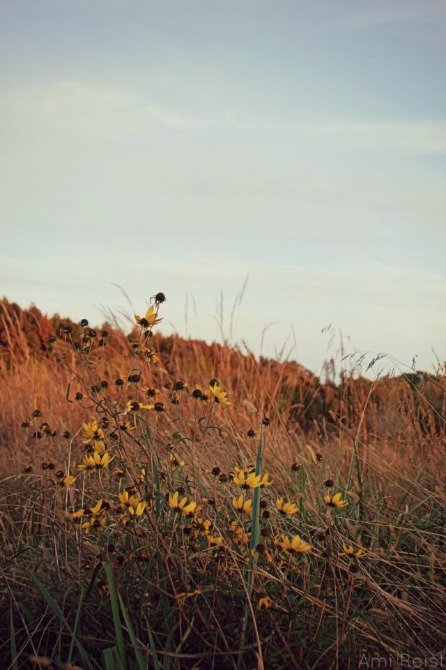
[196,518,212,534]
[118,491,147,520]
[208,383,230,405]
[229,522,249,546]
[168,491,197,517]
[82,420,106,452]
[259,472,272,488]
[232,495,253,515]
[233,468,261,489]
[70,499,108,532]
[208,535,223,547]
[340,542,366,558]
[126,400,154,413]
[135,305,163,328]
[167,452,185,468]
[274,534,312,554]
[275,497,298,516]
[128,501,146,517]
[63,475,76,487]
[193,385,210,401]
[258,595,273,610]
[324,492,348,508]
[77,451,113,471]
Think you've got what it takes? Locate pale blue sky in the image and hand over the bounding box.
[1,0,445,375]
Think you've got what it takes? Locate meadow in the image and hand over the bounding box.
[0,295,444,670]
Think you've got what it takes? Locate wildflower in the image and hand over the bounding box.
[233,468,261,490]
[192,385,210,401]
[167,452,185,468]
[154,292,166,304]
[229,522,249,546]
[324,492,348,508]
[127,373,141,384]
[55,473,76,487]
[195,518,212,534]
[70,499,108,532]
[168,491,197,517]
[324,479,334,488]
[118,491,146,518]
[126,400,154,413]
[275,497,298,516]
[208,383,230,405]
[339,542,366,558]
[232,495,253,515]
[77,451,113,471]
[154,402,165,412]
[144,348,159,364]
[211,466,221,477]
[259,472,272,488]
[135,305,162,328]
[82,420,106,453]
[247,429,256,438]
[258,595,273,610]
[261,416,271,426]
[208,535,223,547]
[146,387,160,398]
[275,534,312,554]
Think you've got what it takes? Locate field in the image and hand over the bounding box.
[0,295,445,669]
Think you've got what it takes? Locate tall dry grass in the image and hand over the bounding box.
[0,296,445,669]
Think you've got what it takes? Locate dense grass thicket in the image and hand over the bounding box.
[0,295,445,669]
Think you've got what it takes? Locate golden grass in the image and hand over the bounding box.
[0,295,445,669]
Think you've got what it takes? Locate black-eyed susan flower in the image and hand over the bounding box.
[274,534,312,554]
[275,497,298,516]
[324,492,348,508]
[259,472,272,488]
[339,542,366,558]
[135,305,162,328]
[144,348,159,364]
[233,468,261,489]
[125,400,154,413]
[70,499,108,532]
[82,419,106,453]
[192,385,210,401]
[258,595,273,610]
[232,495,253,515]
[208,383,230,405]
[77,451,113,471]
[168,491,197,517]
[208,535,223,547]
[118,490,146,518]
[195,518,212,535]
[55,473,76,487]
[145,387,160,398]
[167,452,185,468]
[229,522,249,546]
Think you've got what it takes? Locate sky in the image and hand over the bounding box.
[1,0,445,377]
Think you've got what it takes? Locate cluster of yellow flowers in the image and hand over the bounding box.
[41,295,365,605]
